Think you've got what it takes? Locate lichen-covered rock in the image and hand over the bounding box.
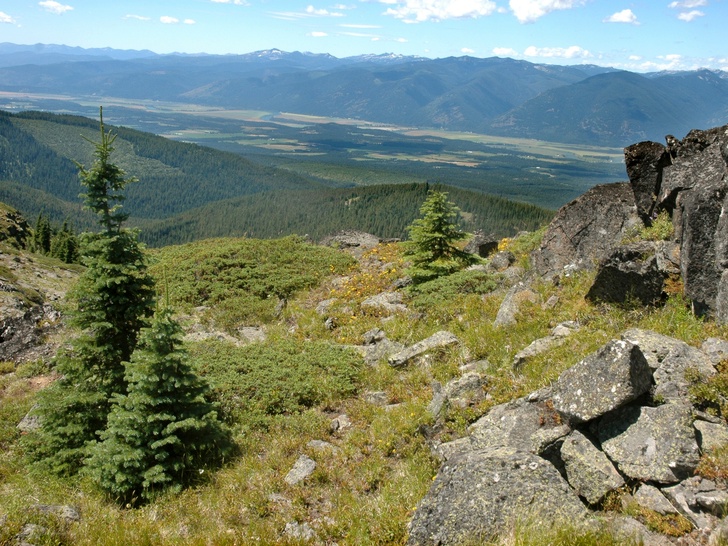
[493,283,539,327]
[597,403,700,484]
[621,328,716,403]
[694,420,728,452]
[633,484,680,515]
[406,447,588,546]
[388,331,460,367]
[361,291,407,316]
[468,394,570,455]
[531,182,641,277]
[284,455,316,485]
[560,430,624,505]
[551,340,652,424]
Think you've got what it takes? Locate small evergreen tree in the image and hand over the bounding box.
[27,108,155,474]
[87,306,230,505]
[32,213,52,254]
[405,190,477,284]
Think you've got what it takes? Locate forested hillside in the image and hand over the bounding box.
[139,183,553,246]
[0,110,554,246]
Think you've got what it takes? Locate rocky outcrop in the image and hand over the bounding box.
[531,182,641,277]
[410,331,728,545]
[624,125,728,322]
[388,331,460,368]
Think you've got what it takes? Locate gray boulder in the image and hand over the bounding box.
[406,447,588,546]
[468,394,570,455]
[597,403,700,484]
[284,455,317,486]
[560,430,625,505]
[550,340,652,424]
[532,182,641,277]
[428,372,487,420]
[388,331,460,368]
[633,484,679,516]
[361,291,407,316]
[621,328,716,403]
[694,420,728,452]
[586,241,666,306]
[493,283,539,327]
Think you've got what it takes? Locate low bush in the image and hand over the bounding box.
[189,338,364,429]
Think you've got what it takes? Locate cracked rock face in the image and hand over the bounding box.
[550,339,652,424]
[531,182,641,277]
[596,403,700,484]
[406,447,588,546]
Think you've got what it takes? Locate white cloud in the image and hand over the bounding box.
[309,31,328,37]
[524,45,592,59]
[0,11,16,24]
[160,16,179,24]
[628,54,642,61]
[124,14,151,21]
[381,0,498,23]
[509,0,586,23]
[210,0,249,4]
[183,18,195,24]
[603,9,638,24]
[668,0,707,8]
[461,47,475,54]
[306,5,344,17]
[39,1,73,15]
[677,9,704,20]
[493,47,518,57]
[340,23,382,28]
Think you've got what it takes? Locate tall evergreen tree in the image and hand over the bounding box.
[27,108,155,474]
[87,306,230,505]
[405,190,478,284]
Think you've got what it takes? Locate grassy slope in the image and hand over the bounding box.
[1,230,727,545]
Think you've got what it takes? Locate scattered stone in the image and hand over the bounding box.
[284,455,316,486]
[493,283,540,327]
[427,373,487,420]
[662,477,713,529]
[17,408,40,433]
[512,335,566,371]
[550,340,652,424]
[237,326,266,343]
[16,523,48,544]
[388,331,460,368]
[464,231,499,258]
[702,337,728,366]
[284,521,317,542]
[32,504,81,523]
[361,291,407,316]
[551,321,579,337]
[694,420,728,452]
[560,430,625,505]
[363,328,386,345]
[634,484,680,515]
[709,516,728,546]
[363,391,389,406]
[316,298,338,315]
[487,250,515,272]
[330,414,352,434]
[696,490,728,516]
[306,440,339,453]
[621,328,692,371]
[603,515,667,546]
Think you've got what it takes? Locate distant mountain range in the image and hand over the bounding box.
[2,43,727,146]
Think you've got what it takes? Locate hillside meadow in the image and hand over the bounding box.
[1,227,727,545]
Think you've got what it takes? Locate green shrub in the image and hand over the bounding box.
[189,338,363,429]
[149,235,355,330]
[408,268,497,309]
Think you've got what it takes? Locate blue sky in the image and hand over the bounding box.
[1,1,725,72]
